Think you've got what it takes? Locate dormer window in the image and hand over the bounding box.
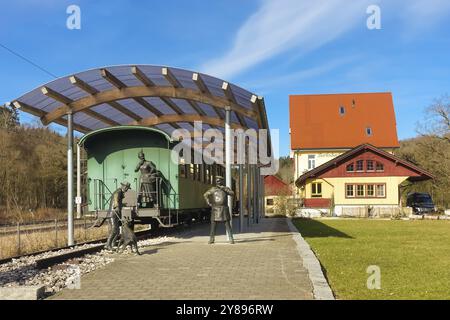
[366,127,373,136]
[339,106,346,116]
[356,160,364,171]
[346,163,354,172]
[376,162,384,172]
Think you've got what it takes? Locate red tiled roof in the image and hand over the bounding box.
[264,175,290,196]
[295,144,434,186]
[289,92,400,150]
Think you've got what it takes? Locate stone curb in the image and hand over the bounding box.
[0,286,45,300]
[286,218,335,300]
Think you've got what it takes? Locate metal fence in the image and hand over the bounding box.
[0,217,110,260]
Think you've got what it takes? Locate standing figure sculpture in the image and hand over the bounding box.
[203,176,235,244]
[135,150,158,207]
[105,181,131,251]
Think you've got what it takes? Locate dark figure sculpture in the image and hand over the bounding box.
[117,217,141,255]
[203,176,235,244]
[135,150,158,207]
[105,181,130,251]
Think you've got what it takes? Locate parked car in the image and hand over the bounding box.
[406,192,436,214]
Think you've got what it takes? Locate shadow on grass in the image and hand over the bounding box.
[293,218,353,239]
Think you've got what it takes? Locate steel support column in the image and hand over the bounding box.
[239,164,244,232]
[67,112,74,246]
[224,107,232,240]
[261,176,266,218]
[253,165,258,223]
[76,143,81,219]
[246,163,252,227]
[259,169,264,219]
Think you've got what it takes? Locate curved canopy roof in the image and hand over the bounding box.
[11,65,270,140]
[78,125,173,146]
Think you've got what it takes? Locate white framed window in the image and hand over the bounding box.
[356,160,364,171]
[376,184,385,197]
[311,182,322,198]
[346,184,354,197]
[356,184,365,197]
[366,160,374,171]
[308,155,316,170]
[367,184,375,197]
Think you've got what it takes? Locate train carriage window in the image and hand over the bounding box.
[211,164,216,184]
[198,164,202,181]
[199,164,203,182]
[189,164,194,180]
[180,164,186,178]
[202,164,207,183]
[206,165,211,184]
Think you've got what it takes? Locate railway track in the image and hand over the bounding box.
[0,219,208,267]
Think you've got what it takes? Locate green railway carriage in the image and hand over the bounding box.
[79,126,227,227]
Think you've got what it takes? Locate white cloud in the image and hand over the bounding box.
[201,0,450,80]
[400,0,450,30]
[245,56,358,92]
[201,0,371,79]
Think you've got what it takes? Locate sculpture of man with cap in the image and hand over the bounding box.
[203,176,235,244]
[105,181,131,251]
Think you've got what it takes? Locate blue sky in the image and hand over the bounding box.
[1,0,450,156]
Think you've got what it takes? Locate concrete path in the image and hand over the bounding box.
[50,218,316,300]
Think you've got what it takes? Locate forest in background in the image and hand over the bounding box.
[0,95,449,223]
[0,106,68,223]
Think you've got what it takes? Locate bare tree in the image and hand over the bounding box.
[418,95,450,142]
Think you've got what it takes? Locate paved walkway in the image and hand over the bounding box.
[50,218,314,300]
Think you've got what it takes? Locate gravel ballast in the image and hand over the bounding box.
[0,236,174,298]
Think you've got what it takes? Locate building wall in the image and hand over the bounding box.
[303,176,408,206]
[292,148,397,188]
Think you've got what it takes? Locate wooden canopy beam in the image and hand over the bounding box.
[107,101,141,121]
[192,73,209,94]
[133,114,245,130]
[187,100,206,116]
[162,67,181,88]
[192,74,225,119]
[12,101,90,133]
[13,100,46,118]
[161,97,183,115]
[100,69,126,89]
[131,66,155,87]
[251,94,263,129]
[222,82,246,127]
[83,109,120,126]
[41,86,73,104]
[69,76,99,95]
[133,97,163,116]
[41,86,258,126]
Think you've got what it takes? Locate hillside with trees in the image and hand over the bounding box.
[0,105,68,223]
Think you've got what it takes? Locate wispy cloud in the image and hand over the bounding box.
[245,56,358,93]
[201,0,370,79]
[403,0,450,22]
[201,0,450,80]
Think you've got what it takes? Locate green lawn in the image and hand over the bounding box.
[293,218,450,300]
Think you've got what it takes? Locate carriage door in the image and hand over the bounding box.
[122,149,139,192]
